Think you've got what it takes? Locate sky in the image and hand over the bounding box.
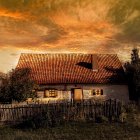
[0,0,140,73]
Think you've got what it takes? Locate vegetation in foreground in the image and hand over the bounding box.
[0,103,139,140]
[0,121,139,140]
[0,68,37,103]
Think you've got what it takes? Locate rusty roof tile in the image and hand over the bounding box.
[16,53,126,84]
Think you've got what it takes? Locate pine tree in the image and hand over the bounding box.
[125,47,140,102]
[131,48,139,64]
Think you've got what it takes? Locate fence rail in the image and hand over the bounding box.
[0,99,122,125]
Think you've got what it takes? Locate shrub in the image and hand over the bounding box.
[119,112,127,123]
[18,110,65,129]
[0,68,37,103]
[95,115,108,123]
[124,103,140,127]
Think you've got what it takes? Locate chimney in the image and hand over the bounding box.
[92,54,98,72]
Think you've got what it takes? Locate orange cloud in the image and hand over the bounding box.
[0,8,25,19]
[0,0,139,73]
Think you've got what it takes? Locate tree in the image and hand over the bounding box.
[131,48,139,64]
[124,48,140,102]
[0,68,37,103]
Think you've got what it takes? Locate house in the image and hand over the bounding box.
[16,53,129,102]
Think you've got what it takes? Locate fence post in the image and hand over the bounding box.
[109,99,112,122]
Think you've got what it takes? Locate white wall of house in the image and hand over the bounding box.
[82,85,129,102]
[35,90,71,103]
[35,84,129,103]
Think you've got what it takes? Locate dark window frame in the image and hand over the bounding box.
[44,89,58,98]
[92,89,103,95]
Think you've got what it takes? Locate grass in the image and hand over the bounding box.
[0,121,139,140]
[0,102,139,140]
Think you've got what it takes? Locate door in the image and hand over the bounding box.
[73,88,83,101]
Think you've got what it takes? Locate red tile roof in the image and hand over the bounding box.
[16,53,126,84]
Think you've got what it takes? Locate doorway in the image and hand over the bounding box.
[71,88,83,101]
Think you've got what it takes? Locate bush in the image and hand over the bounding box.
[119,112,127,123]
[18,110,65,129]
[0,68,37,103]
[95,115,108,123]
[125,103,138,113]
[124,103,140,127]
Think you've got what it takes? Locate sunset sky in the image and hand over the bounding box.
[0,0,140,73]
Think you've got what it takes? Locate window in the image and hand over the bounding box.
[83,90,91,99]
[37,91,44,98]
[45,89,58,98]
[93,89,103,95]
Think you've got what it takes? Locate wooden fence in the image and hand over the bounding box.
[0,99,122,125]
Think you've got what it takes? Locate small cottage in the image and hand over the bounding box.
[16,53,129,102]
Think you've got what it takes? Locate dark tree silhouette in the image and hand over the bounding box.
[124,48,140,102]
[0,68,37,103]
[131,48,139,64]
[104,66,126,84]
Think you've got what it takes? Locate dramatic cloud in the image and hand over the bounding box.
[0,0,140,72]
